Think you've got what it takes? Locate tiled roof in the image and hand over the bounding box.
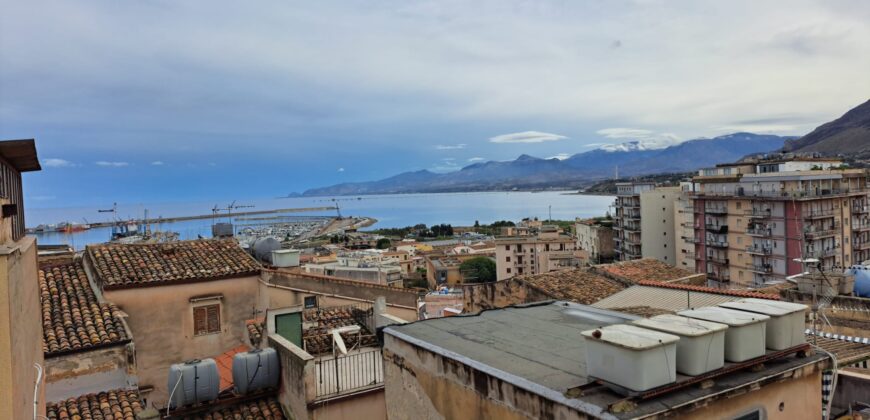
[594,285,741,312]
[517,268,627,305]
[247,318,265,348]
[596,258,698,283]
[806,331,870,365]
[87,240,261,289]
[39,262,129,356]
[636,280,781,300]
[46,389,143,420]
[302,306,378,355]
[178,396,285,420]
[213,344,252,391]
[609,306,675,317]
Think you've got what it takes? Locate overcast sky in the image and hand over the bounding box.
[1,0,869,207]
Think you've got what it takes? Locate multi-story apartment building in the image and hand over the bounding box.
[494,225,580,281]
[574,218,614,263]
[613,182,654,261]
[674,186,697,272]
[613,182,680,265]
[688,156,869,288]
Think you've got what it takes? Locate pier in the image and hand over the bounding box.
[85,206,338,228]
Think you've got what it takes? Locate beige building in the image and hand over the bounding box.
[574,218,614,263]
[674,187,697,272]
[640,186,681,265]
[495,225,581,281]
[687,156,869,288]
[0,140,44,420]
[613,182,655,261]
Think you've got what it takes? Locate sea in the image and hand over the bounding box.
[27,191,615,250]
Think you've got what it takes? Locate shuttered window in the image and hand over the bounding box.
[194,304,221,335]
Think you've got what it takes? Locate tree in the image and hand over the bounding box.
[376,238,391,249]
[459,257,497,283]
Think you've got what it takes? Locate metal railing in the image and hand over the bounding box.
[804,209,836,219]
[705,240,729,248]
[315,349,384,398]
[808,247,840,258]
[704,207,728,215]
[751,264,774,274]
[707,255,729,265]
[745,209,773,218]
[746,227,773,237]
[746,246,773,255]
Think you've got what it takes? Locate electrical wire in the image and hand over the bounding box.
[166,370,183,416]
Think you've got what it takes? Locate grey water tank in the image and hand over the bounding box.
[251,237,281,262]
[212,222,234,238]
[167,359,220,408]
[232,348,280,395]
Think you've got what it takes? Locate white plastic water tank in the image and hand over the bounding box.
[633,314,728,376]
[167,359,220,408]
[581,324,679,391]
[718,299,807,350]
[232,348,280,395]
[678,307,769,362]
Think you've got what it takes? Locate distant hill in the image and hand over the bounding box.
[302,133,791,196]
[785,99,870,158]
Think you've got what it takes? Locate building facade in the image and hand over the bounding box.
[688,157,869,288]
[574,218,614,263]
[640,186,681,265]
[613,182,655,261]
[494,226,581,281]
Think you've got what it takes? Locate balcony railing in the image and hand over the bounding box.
[751,264,774,274]
[704,207,728,215]
[804,209,836,219]
[746,245,773,255]
[808,247,840,258]
[315,349,384,398]
[745,209,773,218]
[695,188,866,199]
[804,225,839,240]
[706,272,730,282]
[706,255,729,265]
[705,240,729,248]
[705,224,728,234]
[853,222,870,231]
[853,241,870,250]
[746,227,773,237]
[852,204,869,214]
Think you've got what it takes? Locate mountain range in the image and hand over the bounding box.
[303,99,870,196]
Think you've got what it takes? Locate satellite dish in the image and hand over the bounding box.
[332,331,348,355]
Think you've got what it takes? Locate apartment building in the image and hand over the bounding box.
[574,218,614,263]
[674,188,697,272]
[688,156,870,288]
[494,225,581,281]
[613,182,681,265]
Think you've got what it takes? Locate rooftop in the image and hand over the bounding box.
[517,268,627,305]
[39,261,130,356]
[86,239,262,290]
[385,301,827,419]
[46,389,143,419]
[167,395,285,420]
[595,258,699,284]
[0,138,41,172]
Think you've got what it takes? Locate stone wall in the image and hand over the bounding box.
[461,278,552,314]
[44,344,135,401]
[269,333,314,420]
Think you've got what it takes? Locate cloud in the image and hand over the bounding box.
[337,167,345,172]
[489,131,568,144]
[548,153,570,160]
[596,128,682,150]
[151,161,165,166]
[95,161,129,167]
[43,158,76,168]
[467,157,485,162]
[435,144,466,150]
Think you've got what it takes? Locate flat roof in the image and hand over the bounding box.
[0,139,41,172]
[385,301,826,419]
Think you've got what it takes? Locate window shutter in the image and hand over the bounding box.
[206,305,221,333]
[194,307,207,335]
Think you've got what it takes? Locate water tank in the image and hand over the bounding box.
[679,307,768,362]
[167,359,220,408]
[232,348,280,395]
[849,266,870,297]
[581,324,679,392]
[271,249,300,268]
[212,222,234,238]
[719,299,807,350]
[251,237,281,262]
[633,314,728,376]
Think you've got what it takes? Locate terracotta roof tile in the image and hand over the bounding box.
[87,239,261,289]
[596,258,698,284]
[213,344,252,391]
[46,389,143,420]
[181,396,285,419]
[609,306,675,317]
[302,306,377,355]
[517,268,627,305]
[636,280,780,300]
[39,261,129,356]
[247,317,265,348]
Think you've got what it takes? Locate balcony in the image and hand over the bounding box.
[706,255,729,265]
[706,272,730,282]
[852,204,869,214]
[804,209,836,219]
[808,247,840,258]
[746,227,773,237]
[705,224,728,234]
[745,208,773,218]
[853,240,870,251]
[704,207,728,215]
[804,225,839,240]
[705,239,729,248]
[854,222,870,231]
[750,264,774,274]
[622,224,641,232]
[746,245,773,255]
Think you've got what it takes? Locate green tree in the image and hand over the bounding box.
[459,257,497,283]
[376,238,391,249]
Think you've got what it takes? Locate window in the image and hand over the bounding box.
[304,296,317,309]
[506,268,512,274]
[506,256,511,262]
[732,408,764,420]
[736,202,742,209]
[194,304,221,335]
[505,245,510,251]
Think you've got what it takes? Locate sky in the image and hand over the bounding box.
[1,0,869,209]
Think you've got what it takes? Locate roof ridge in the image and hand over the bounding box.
[636,280,780,300]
